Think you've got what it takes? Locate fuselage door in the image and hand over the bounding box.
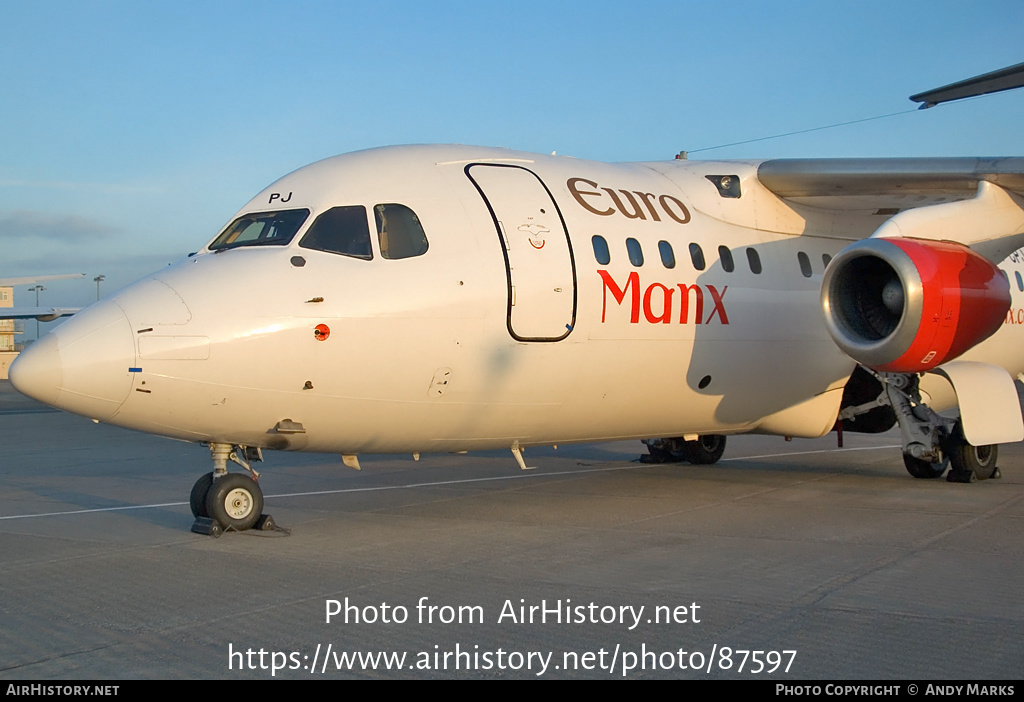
[467,164,576,341]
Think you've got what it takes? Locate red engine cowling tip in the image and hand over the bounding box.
[821,237,1010,373]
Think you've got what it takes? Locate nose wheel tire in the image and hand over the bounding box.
[206,473,264,531]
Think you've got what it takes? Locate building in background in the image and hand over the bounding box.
[0,286,20,380]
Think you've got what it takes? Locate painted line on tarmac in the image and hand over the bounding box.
[723,444,900,462]
[0,444,900,521]
[0,407,61,415]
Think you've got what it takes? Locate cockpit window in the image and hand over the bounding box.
[299,206,373,260]
[208,209,310,251]
[374,204,428,259]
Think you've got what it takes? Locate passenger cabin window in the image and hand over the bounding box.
[658,241,675,269]
[626,238,644,267]
[300,206,373,260]
[689,243,705,271]
[592,235,610,265]
[719,245,734,273]
[822,253,833,268]
[375,204,428,259]
[797,251,812,278]
[1016,271,1023,292]
[208,209,310,251]
[746,247,762,274]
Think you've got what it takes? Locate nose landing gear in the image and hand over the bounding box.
[190,443,278,536]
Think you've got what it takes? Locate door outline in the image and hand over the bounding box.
[466,163,577,342]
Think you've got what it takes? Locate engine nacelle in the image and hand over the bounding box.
[821,237,1010,373]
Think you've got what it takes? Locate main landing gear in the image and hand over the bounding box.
[642,435,727,465]
[841,371,1000,483]
[190,443,278,536]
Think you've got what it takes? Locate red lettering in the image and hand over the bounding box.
[706,285,729,324]
[597,272,728,326]
[599,269,640,323]
[643,283,674,323]
[678,284,704,324]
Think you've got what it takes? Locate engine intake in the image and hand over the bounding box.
[821,237,1010,372]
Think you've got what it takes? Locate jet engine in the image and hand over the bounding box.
[821,237,1010,373]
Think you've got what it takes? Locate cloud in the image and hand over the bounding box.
[0,210,121,241]
[3,250,188,275]
[2,251,193,308]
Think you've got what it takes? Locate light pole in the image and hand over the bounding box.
[93,275,105,301]
[27,285,45,339]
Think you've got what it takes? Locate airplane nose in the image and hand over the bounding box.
[9,301,135,421]
[8,332,62,406]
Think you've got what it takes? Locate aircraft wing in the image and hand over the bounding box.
[0,307,80,321]
[756,157,1024,262]
[0,273,86,287]
[757,157,1024,197]
[755,157,1024,447]
[910,62,1024,108]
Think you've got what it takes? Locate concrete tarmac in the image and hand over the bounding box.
[1,379,1021,680]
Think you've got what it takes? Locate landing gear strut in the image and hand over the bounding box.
[841,370,1000,482]
[191,443,277,536]
[642,435,727,465]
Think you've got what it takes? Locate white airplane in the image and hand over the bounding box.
[10,93,1024,535]
[0,274,84,321]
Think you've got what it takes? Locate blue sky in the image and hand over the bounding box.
[2,0,1022,324]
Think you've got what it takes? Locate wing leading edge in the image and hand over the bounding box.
[0,274,85,287]
[757,157,1024,198]
[0,307,79,321]
[910,62,1024,108]
[756,158,1024,261]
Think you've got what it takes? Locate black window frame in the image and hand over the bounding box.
[592,235,611,265]
[374,203,429,260]
[299,205,374,260]
[689,243,706,271]
[626,238,644,267]
[658,240,676,269]
[746,247,762,274]
[208,208,311,252]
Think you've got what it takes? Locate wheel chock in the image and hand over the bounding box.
[254,514,277,531]
[191,516,223,537]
